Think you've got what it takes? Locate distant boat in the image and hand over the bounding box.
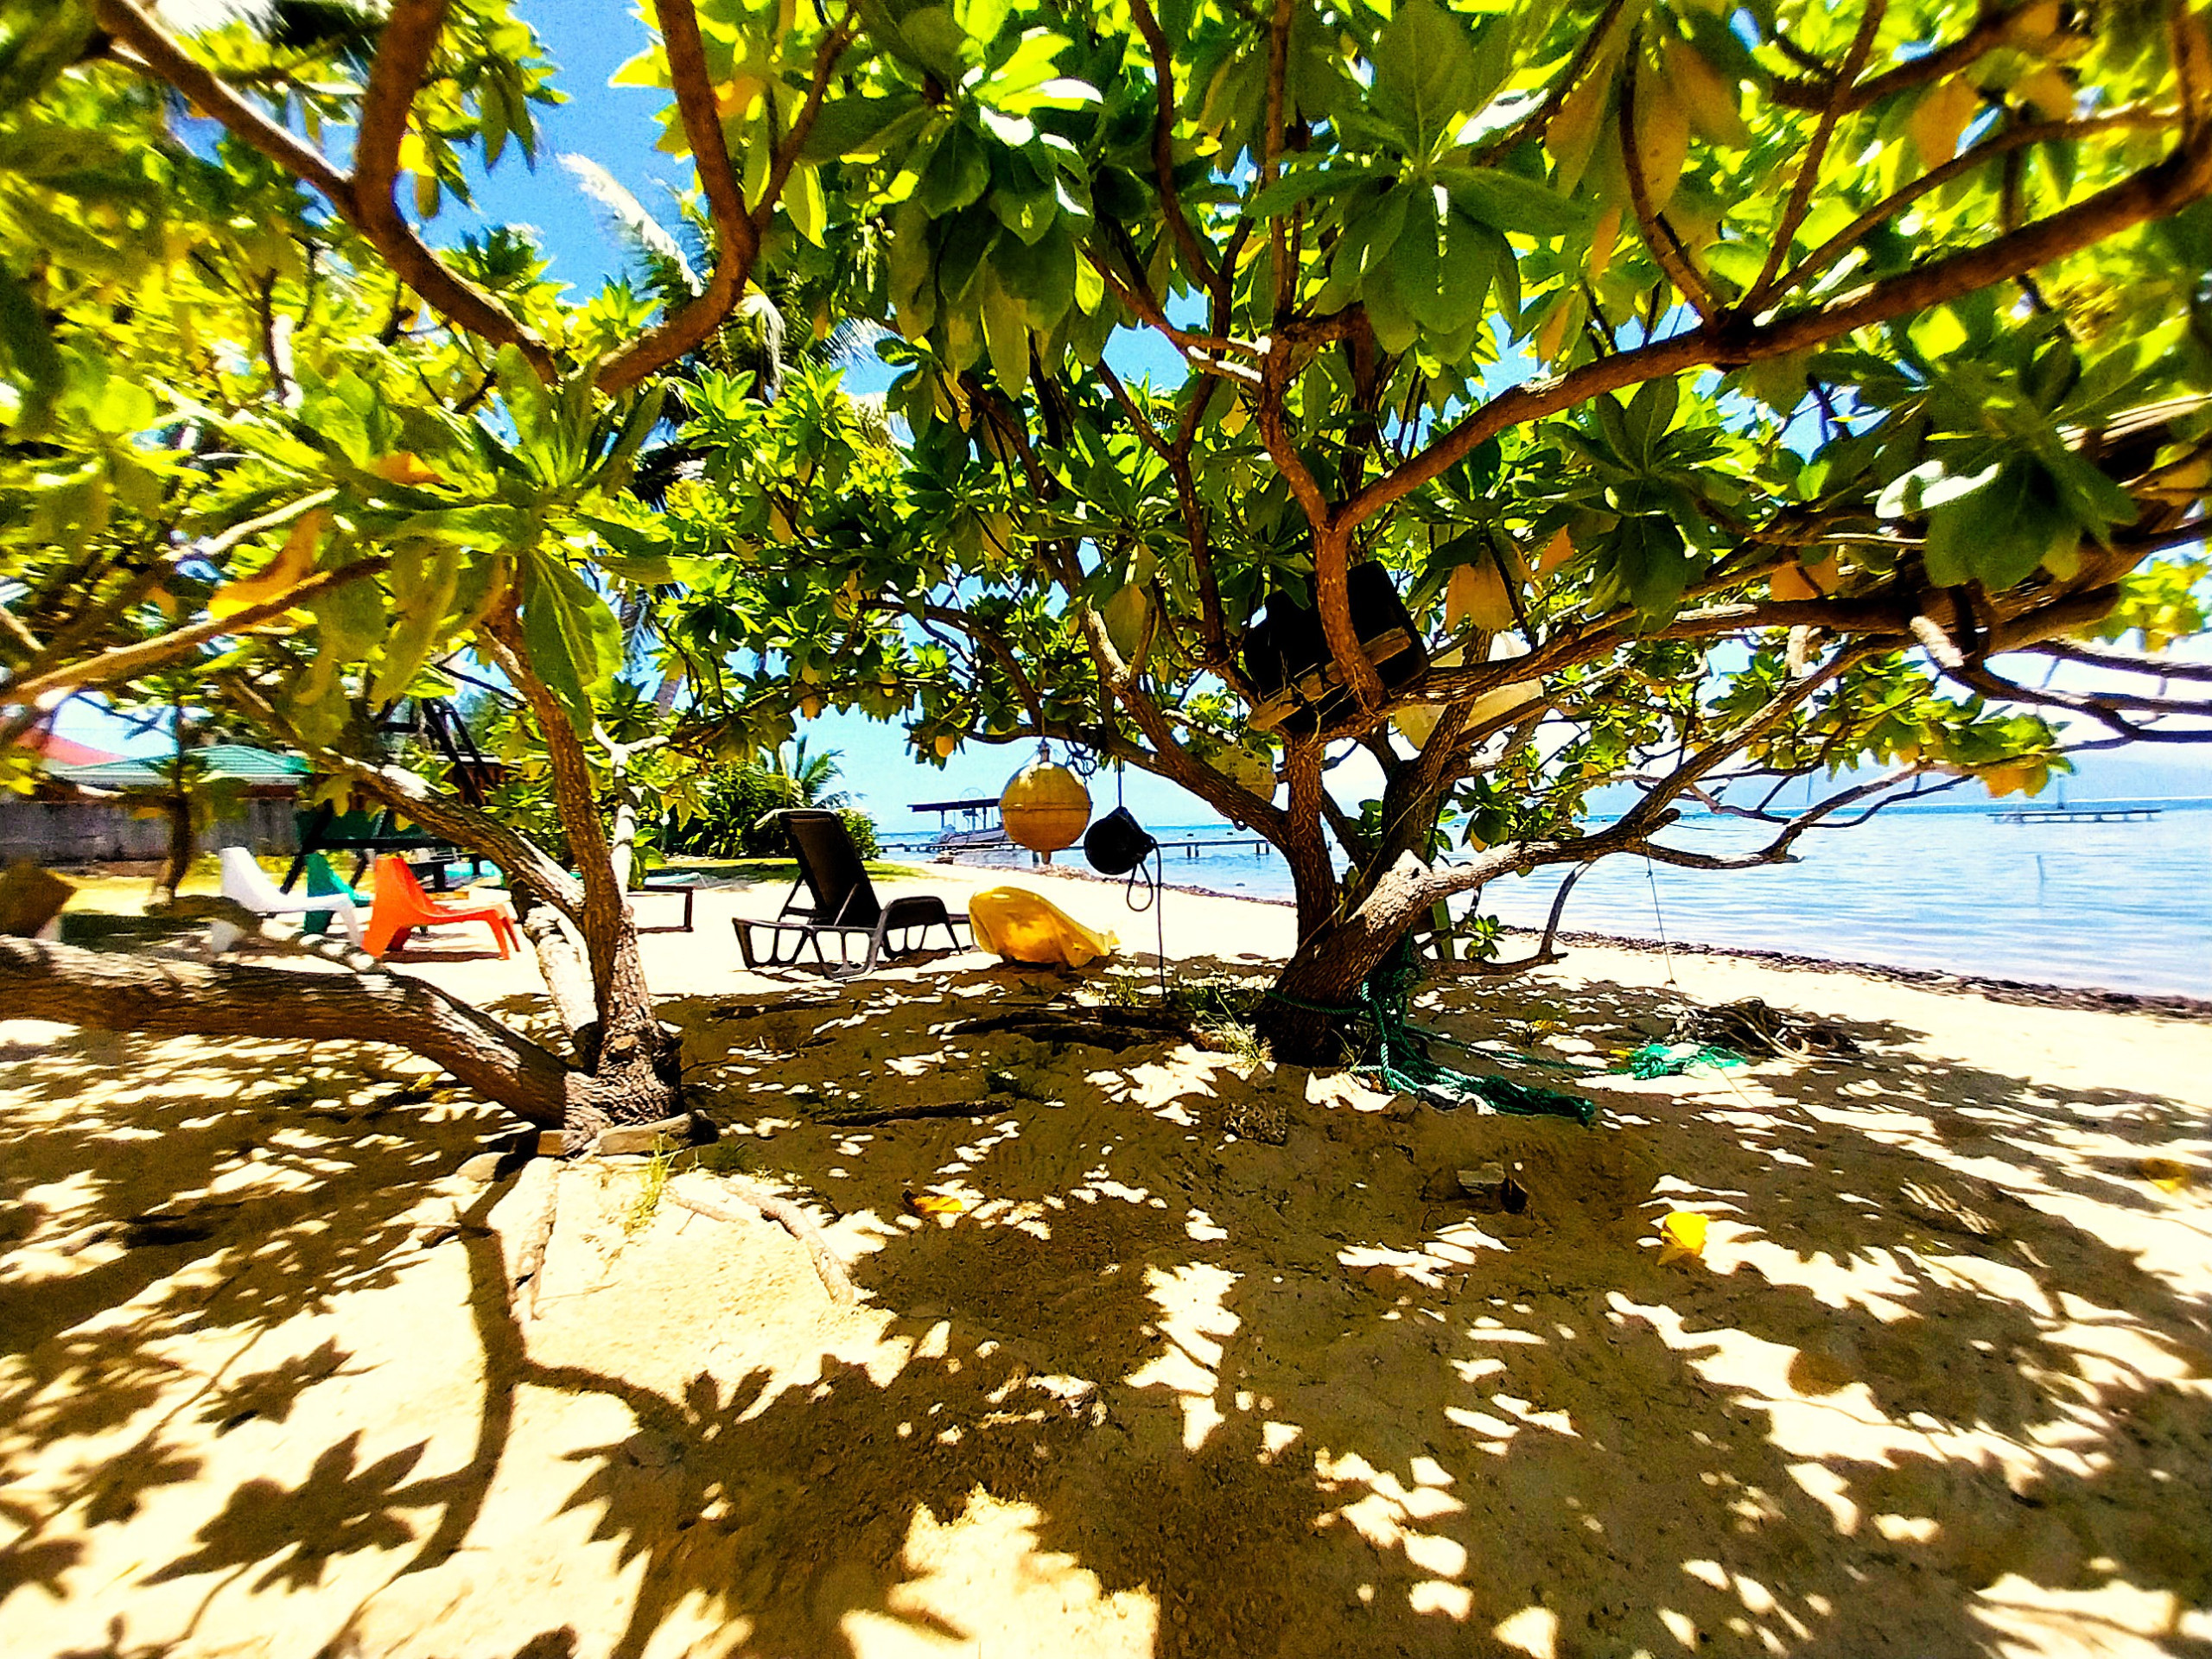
[909,796,1009,853]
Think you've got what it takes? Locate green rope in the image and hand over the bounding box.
[1352,938,1597,1127]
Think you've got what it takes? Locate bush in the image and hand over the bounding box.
[839,806,880,860]
[661,760,880,860]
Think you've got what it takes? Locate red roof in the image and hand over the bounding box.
[16,730,124,768]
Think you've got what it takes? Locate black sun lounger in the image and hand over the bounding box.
[734,809,969,976]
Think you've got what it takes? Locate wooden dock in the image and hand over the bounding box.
[1991,809,2158,827]
[1160,836,1272,860]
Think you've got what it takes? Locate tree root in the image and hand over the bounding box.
[669,1173,857,1306]
[490,1157,560,1320]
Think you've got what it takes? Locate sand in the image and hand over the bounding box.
[3,864,2209,1658]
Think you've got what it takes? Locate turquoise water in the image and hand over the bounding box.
[890,800,2212,998]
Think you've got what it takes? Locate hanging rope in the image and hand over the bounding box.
[1351,937,1597,1126]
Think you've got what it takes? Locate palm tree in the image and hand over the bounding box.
[767,739,849,811]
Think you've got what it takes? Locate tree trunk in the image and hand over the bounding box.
[0,937,663,1137]
[1257,848,1451,1065]
[154,789,192,905]
[481,615,680,1117]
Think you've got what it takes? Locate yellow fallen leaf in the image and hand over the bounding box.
[1658,1210,1707,1260]
[904,1190,967,1219]
[2143,1157,2193,1193]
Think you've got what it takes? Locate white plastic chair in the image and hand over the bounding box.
[218,846,362,944]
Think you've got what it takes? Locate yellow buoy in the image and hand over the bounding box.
[1000,754,1091,861]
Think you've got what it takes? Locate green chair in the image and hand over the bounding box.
[301,853,368,935]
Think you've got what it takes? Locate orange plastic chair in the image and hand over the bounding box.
[363,855,519,960]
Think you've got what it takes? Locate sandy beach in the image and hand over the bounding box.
[3,866,2209,1658]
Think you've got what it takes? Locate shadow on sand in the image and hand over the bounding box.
[2,958,2209,1657]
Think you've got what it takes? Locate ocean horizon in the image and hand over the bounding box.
[887,797,2212,999]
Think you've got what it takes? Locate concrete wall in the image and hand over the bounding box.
[0,798,299,866]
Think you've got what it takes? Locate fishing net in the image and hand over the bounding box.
[1351,938,1598,1126]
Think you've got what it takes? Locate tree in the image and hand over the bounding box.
[0,0,855,1132]
[617,0,2212,1058]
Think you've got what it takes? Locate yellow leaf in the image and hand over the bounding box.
[2008,0,2061,44]
[1536,527,1575,577]
[1546,62,1614,193]
[1535,292,1580,365]
[1632,74,1691,213]
[1446,559,1516,632]
[1664,36,1748,148]
[904,1190,967,1218]
[1908,78,1979,167]
[2015,66,2075,123]
[1658,1210,1707,1260]
[1770,564,1817,601]
[373,452,443,486]
[210,508,324,620]
[716,73,766,119]
[1586,202,1624,285]
[2142,1157,2193,1193]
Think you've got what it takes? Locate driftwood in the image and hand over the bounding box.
[669,1173,856,1305]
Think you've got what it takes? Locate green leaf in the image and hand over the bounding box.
[1923,461,2074,590]
[1435,165,1587,238]
[371,540,464,707]
[980,269,1030,395]
[1612,515,1692,619]
[895,4,972,80]
[1244,162,1395,221]
[1370,0,1479,157]
[993,224,1076,329]
[0,265,63,435]
[519,551,622,731]
[308,557,387,663]
[918,122,991,215]
[785,163,827,245]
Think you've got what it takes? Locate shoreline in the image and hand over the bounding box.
[899,852,2212,1021]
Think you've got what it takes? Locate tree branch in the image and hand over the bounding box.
[1,557,391,708]
[93,0,556,375]
[0,937,578,1128]
[1338,131,2212,531]
[1745,0,1886,308]
[1127,0,1219,291]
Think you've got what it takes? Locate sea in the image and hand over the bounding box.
[886,798,2212,1000]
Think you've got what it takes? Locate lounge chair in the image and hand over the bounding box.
[734,809,969,976]
[219,846,362,944]
[363,854,518,960]
[300,852,367,936]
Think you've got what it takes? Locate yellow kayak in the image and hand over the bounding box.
[968,886,1117,969]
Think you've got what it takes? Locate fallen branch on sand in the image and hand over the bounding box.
[669,1173,857,1305]
[816,1101,1012,1128]
[951,1005,1193,1052]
